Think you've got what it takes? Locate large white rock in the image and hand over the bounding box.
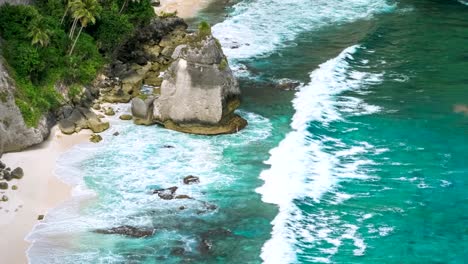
[153,36,241,126]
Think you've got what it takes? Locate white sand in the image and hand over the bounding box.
[155,0,213,19]
[0,127,92,264]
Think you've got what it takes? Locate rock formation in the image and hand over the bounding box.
[0,56,53,153]
[125,22,247,135]
[151,34,247,135]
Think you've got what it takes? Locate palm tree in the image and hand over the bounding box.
[61,0,70,24]
[28,19,51,47]
[119,0,140,14]
[68,0,85,39]
[68,0,101,55]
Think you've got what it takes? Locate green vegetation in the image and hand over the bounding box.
[0,0,156,127]
[219,58,228,71]
[198,21,211,37]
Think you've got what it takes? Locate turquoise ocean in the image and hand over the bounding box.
[27,0,468,263]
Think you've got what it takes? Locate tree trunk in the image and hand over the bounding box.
[69,18,78,39]
[61,5,69,24]
[119,0,128,14]
[69,25,83,56]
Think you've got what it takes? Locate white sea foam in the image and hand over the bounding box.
[213,0,395,60]
[257,45,385,263]
[26,108,272,263]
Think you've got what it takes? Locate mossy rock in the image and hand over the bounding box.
[119,114,133,120]
[134,118,156,126]
[163,114,247,135]
[0,182,8,190]
[90,134,103,143]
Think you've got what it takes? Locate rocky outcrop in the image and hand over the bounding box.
[151,34,247,135]
[0,56,53,153]
[57,107,109,135]
[94,225,156,238]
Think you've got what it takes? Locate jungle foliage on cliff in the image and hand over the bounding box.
[0,0,155,126]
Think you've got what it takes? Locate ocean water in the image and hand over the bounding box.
[28,0,468,263]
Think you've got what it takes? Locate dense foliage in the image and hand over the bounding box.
[0,0,155,127]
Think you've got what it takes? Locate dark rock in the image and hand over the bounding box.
[150,0,160,6]
[37,215,44,220]
[11,185,17,190]
[162,145,174,148]
[0,161,5,170]
[11,167,23,179]
[183,175,200,185]
[1,195,8,202]
[275,79,301,91]
[170,247,185,256]
[0,182,7,190]
[152,186,178,200]
[3,171,12,181]
[179,206,186,210]
[94,225,155,238]
[113,132,120,136]
[199,239,212,255]
[175,195,192,199]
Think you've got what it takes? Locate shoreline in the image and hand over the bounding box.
[0,127,92,264]
[1,0,214,262]
[154,0,213,19]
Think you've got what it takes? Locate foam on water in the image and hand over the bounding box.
[256,46,386,263]
[212,0,395,60]
[26,108,272,263]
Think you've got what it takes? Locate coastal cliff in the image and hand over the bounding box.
[0,55,53,153]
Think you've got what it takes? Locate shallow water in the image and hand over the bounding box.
[28,0,468,263]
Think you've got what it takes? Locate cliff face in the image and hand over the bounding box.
[0,56,52,153]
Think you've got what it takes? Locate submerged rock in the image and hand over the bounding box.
[153,186,178,200]
[94,225,155,238]
[275,79,301,91]
[119,114,133,120]
[183,175,200,185]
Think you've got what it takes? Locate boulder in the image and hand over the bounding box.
[152,34,247,135]
[119,114,133,120]
[104,107,115,116]
[183,175,199,185]
[131,97,155,125]
[87,119,110,133]
[58,119,76,135]
[90,134,102,143]
[11,167,23,179]
[94,225,155,238]
[0,161,5,170]
[3,171,11,181]
[152,186,178,200]
[0,182,7,190]
[1,195,8,202]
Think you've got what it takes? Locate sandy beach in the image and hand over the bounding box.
[155,0,213,18]
[0,127,92,264]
